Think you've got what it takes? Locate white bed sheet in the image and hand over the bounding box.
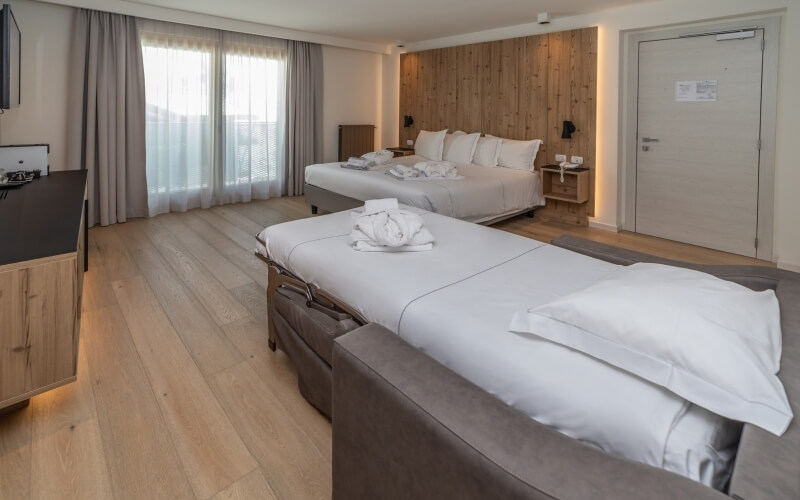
[304,155,543,223]
[258,209,738,487]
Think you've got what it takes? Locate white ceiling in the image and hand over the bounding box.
[124,0,655,44]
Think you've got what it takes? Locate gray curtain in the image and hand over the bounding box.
[285,41,323,196]
[66,9,147,227]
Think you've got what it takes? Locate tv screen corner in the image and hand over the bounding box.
[1,3,21,110]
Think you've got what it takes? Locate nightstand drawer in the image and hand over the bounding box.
[540,167,589,204]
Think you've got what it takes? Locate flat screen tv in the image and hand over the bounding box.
[0,4,20,109]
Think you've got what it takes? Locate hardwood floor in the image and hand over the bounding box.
[0,196,770,500]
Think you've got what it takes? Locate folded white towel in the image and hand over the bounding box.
[386,164,419,179]
[352,211,431,247]
[346,157,370,167]
[385,161,463,181]
[413,161,459,178]
[351,205,435,251]
[342,156,379,171]
[361,149,395,166]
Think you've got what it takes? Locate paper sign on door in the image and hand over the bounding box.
[675,80,717,102]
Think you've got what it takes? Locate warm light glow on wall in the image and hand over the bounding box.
[592,24,607,224]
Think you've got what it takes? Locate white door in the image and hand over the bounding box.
[635,31,764,257]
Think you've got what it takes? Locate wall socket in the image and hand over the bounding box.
[554,154,566,162]
[407,139,414,146]
[571,156,584,165]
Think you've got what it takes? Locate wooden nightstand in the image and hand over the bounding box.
[540,166,589,204]
[387,147,415,158]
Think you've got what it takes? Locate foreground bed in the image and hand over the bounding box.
[304,155,544,224]
[334,323,727,500]
[255,210,799,498]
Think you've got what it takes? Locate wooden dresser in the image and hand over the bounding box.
[0,170,87,413]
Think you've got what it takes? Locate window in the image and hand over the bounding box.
[140,23,286,216]
[222,41,285,200]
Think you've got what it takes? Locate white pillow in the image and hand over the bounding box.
[495,138,542,171]
[472,136,502,168]
[509,263,792,436]
[442,133,480,164]
[452,130,467,136]
[414,129,447,161]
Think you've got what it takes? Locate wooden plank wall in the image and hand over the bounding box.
[399,27,597,223]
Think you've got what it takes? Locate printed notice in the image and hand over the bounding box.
[675,80,718,102]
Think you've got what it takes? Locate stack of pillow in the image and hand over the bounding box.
[413,128,542,171]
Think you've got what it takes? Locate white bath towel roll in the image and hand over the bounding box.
[357,211,427,247]
[386,164,419,179]
[362,149,395,165]
[346,157,370,167]
[413,161,458,178]
[351,204,435,251]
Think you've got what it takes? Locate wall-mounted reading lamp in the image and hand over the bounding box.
[403,115,414,128]
[561,120,576,139]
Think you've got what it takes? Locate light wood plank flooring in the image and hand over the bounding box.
[0,196,770,500]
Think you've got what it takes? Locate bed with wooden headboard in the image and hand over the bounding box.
[303,27,597,226]
[399,27,597,225]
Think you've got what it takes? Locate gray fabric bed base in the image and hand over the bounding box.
[334,324,728,500]
[327,236,799,500]
[270,285,361,418]
[304,183,364,215]
[303,182,535,225]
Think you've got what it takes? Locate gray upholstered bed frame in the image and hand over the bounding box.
[304,182,536,225]
[260,235,800,499]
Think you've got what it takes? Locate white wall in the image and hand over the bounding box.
[319,46,401,162]
[0,0,73,171]
[404,0,800,270]
[320,45,383,162]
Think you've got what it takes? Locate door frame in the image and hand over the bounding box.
[620,16,781,261]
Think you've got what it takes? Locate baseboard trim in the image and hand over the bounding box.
[588,219,620,233]
[777,260,800,273]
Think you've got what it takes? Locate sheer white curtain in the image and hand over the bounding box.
[220,33,286,203]
[140,21,287,216]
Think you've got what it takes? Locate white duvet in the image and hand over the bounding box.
[304,155,543,223]
[258,209,739,488]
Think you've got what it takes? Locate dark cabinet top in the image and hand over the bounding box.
[0,170,87,267]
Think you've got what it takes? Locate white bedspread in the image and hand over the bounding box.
[258,209,737,487]
[304,155,543,223]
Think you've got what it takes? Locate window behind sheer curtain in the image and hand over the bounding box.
[140,22,286,216]
[222,37,285,203]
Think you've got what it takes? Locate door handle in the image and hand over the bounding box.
[642,137,659,143]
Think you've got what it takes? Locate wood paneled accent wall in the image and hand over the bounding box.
[400,27,597,223]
